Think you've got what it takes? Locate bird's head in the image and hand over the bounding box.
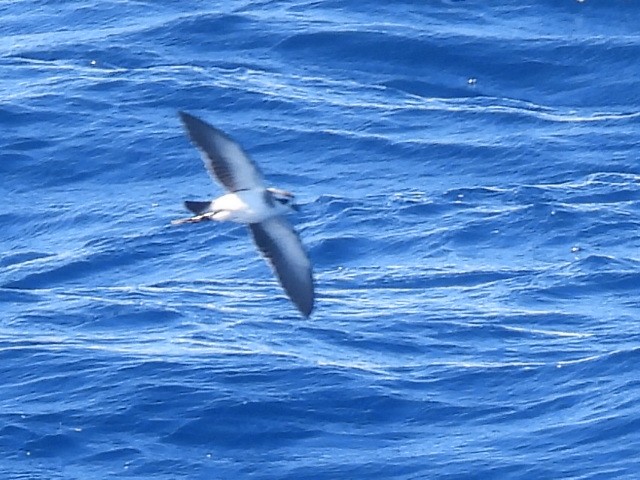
[268,188,300,213]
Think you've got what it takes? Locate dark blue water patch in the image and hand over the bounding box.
[578,219,640,250]
[82,446,142,463]
[0,424,35,455]
[276,21,640,107]
[574,348,640,380]
[24,433,82,458]
[310,235,378,266]
[3,256,114,290]
[561,185,640,206]
[163,368,451,452]
[78,302,183,330]
[119,12,290,69]
[0,217,50,255]
[404,142,553,184]
[0,288,44,305]
[552,202,637,245]
[2,228,187,289]
[309,195,397,234]
[441,186,518,204]
[166,83,280,121]
[274,131,533,190]
[159,13,274,48]
[0,251,53,269]
[0,0,176,39]
[127,458,203,478]
[395,200,449,218]
[326,266,526,291]
[146,278,237,291]
[524,361,640,468]
[80,70,176,100]
[2,137,53,153]
[2,134,128,191]
[166,406,318,450]
[545,268,640,299]
[0,104,49,128]
[276,30,461,77]
[1,350,95,400]
[330,332,432,359]
[576,254,640,272]
[13,43,165,70]
[538,0,640,18]
[516,174,640,205]
[320,202,397,234]
[496,310,598,333]
[182,87,300,118]
[515,255,640,306]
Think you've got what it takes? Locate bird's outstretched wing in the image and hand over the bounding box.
[179,111,265,192]
[249,216,314,317]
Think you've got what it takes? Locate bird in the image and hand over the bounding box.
[173,111,314,318]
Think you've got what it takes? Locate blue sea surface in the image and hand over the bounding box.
[2,1,640,478]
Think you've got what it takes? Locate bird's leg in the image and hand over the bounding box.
[171,213,213,225]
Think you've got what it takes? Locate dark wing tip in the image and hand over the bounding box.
[178,110,192,125]
[286,287,314,318]
[298,294,314,318]
[298,277,314,318]
[290,280,314,317]
[280,265,314,318]
[178,110,234,148]
[249,221,315,319]
[178,111,208,135]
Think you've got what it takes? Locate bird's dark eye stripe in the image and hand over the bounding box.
[275,197,289,204]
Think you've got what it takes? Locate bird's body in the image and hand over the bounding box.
[174,111,314,317]
[181,190,279,223]
[213,190,269,223]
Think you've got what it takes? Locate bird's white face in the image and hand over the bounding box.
[268,188,299,213]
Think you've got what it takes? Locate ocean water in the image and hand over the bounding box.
[2,1,640,478]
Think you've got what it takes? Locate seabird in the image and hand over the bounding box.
[173,111,314,318]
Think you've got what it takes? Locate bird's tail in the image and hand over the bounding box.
[184,200,213,215]
[170,200,216,225]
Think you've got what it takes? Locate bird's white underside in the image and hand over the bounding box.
[210,189,288,223]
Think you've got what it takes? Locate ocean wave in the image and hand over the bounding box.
[2,1,640,479]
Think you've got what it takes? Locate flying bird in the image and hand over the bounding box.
[173,111,314,318]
